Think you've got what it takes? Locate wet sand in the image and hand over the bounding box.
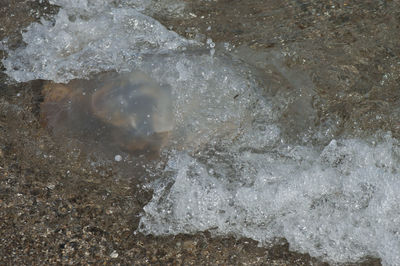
[2,0,398,264]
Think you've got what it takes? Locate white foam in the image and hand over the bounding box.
[2,1,195,83]
[2,1,400,265]
[140,134,400,265]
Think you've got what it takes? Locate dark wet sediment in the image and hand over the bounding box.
[2,0,399,264]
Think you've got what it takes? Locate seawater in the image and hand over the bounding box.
[2,0,400,265]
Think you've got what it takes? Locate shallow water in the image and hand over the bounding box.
[1,0,400,265]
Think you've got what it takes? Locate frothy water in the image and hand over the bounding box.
[2,0,400,265]
[140,134,400,264]
[2,0,194,83]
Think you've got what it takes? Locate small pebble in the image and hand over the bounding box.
[114,155,122,162]
[110,250,118,258]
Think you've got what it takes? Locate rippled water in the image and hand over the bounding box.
[1,0,400,265]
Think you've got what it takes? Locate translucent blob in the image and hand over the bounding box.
[41,71,173,156]
[2,0,255,153]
